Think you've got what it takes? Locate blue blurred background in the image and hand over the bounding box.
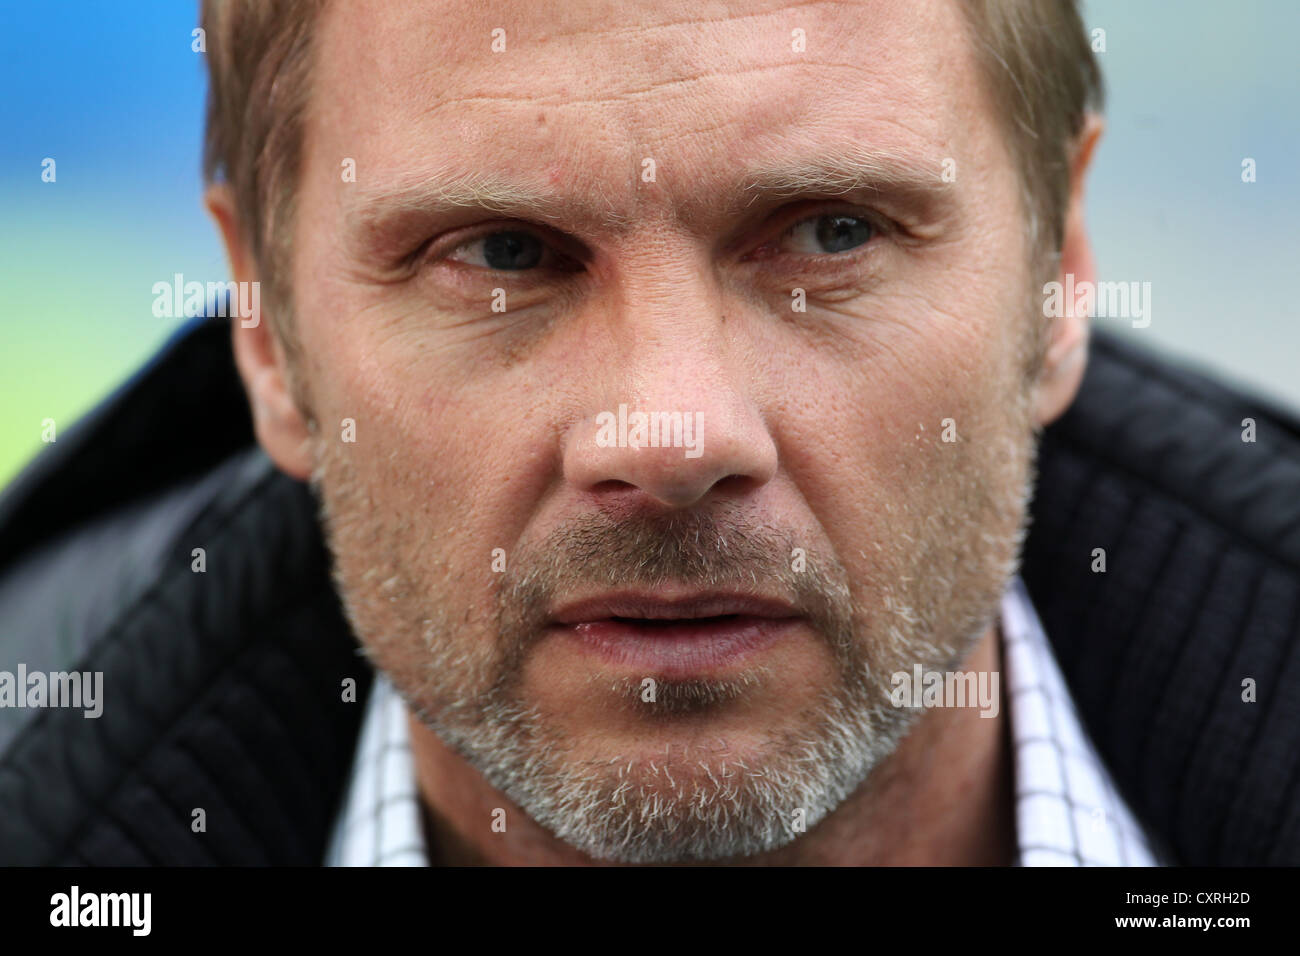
[1,0,1297,485]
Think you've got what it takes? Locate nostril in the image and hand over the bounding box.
[713,473,759,495]
[589,479,638,495]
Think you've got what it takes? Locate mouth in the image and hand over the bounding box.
[547,591,803,677]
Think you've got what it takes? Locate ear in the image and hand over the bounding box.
[1033,112,1105,427]
[204,183,314,481]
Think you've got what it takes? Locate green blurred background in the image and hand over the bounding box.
[2,1,1298,488]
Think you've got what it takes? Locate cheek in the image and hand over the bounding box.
[771,287,1026,574]
[778,289,1005,468]
[311,330,558,584]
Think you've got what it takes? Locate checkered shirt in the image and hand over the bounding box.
[324,576,1162,866]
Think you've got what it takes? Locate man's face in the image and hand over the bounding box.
[289,0,1041,861]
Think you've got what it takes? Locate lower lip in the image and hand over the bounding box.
[553,616,799,676]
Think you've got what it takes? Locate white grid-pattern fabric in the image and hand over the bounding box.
[322,671,427,867]
[1002,576,1161,866]
[325,576,1161,866]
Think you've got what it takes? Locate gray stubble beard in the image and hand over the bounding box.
[305,285,1042,862]
[311,414,1036,863]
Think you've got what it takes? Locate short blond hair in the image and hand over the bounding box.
[960,0,1104,276]
[202,0,322,352]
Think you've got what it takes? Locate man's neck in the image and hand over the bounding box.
[407,622,1015,866]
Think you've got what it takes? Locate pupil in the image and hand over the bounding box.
[483,231,543,270]
[815,215,872,253]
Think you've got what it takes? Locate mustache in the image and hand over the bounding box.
[495,507,856,665]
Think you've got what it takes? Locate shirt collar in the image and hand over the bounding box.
[326,576,1161,866]
[322,669,427,867]
[1000,576,1161,865]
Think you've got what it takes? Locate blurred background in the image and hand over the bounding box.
[1,0,1298,486]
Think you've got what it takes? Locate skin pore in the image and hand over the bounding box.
[209,0,1101,865]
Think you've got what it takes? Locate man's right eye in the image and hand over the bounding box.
[442,228,581,273]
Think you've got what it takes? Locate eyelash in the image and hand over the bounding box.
[749,206,891,265]
[414,205,891,276]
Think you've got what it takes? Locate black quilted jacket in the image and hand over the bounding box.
[1,318,1297,865]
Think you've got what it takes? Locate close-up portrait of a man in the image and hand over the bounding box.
[1,0,1296,888]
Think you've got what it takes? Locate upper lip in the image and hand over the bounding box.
[548,590,802,625]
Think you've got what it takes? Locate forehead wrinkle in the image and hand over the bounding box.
[435,59,870,114]
[521,0,845,45]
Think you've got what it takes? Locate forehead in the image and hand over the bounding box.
[307,0,995,219]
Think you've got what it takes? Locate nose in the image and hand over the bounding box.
[566,396,777,509]
[563,294,778,512]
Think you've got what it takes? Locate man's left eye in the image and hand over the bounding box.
[781,214,875,255]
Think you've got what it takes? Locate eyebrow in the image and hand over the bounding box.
[348,170,630,233]
[699,144,957,236]
[342,170,629,261]
[343,145,953,258]
[730,145,951,213]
